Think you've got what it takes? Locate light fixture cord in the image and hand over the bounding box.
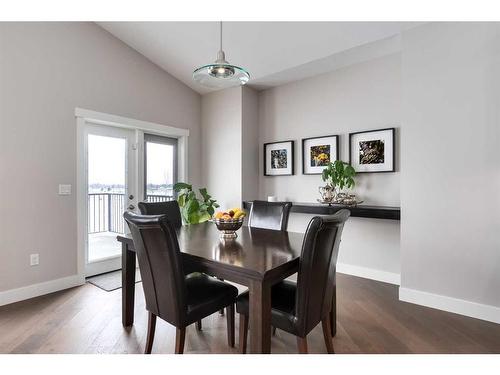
[219,21,223,51]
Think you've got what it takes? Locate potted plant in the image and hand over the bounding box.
[319,160,356,204]
[174,182,219,224]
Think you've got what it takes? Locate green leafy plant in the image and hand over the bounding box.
[321,160,356,191]
[174,182,220,225]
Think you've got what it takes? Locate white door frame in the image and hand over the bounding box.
[76,108,189,279]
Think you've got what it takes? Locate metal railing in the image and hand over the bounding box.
[145,194,173,203]
[88,193,173,234]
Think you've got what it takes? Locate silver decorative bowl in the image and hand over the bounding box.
[317,193,363,207]
[211,217,244,239]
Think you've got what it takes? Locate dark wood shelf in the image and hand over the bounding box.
[243,201,400,221]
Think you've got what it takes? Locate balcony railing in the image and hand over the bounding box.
[88,193,173,234]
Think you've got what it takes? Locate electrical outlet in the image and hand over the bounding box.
[30,253,39,266]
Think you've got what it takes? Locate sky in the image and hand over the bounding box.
[88,134,174,186]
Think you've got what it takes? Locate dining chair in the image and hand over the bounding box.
[138,200,182,228]
[248,200,292,336]
[138,199,217,326]
[124,212,238,354]
[236,209,350,354]
[248,200,292,231]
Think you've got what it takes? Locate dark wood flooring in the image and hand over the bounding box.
[1,274,499,354]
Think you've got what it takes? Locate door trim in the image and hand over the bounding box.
[76,108,190,281]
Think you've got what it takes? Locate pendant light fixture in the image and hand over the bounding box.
[193,22,250,89]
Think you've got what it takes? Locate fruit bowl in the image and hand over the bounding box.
[211,217,244,239]
[211,208,246,239]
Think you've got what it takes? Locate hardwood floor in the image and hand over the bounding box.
[1,274,499,354]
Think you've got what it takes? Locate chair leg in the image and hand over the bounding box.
[239,314,248,354]
[321,317,335,354]
[297,336,308,354]
[226,304,235,347]
[144,312,156,354]
[196,320,202,331]
[272,326,277,336]
[175,327,186,354]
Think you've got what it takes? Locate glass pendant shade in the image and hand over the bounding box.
[193,62,250,89]
[193,23,250,89]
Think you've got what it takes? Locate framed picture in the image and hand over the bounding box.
[264,140,294,176]
[302,135,339,174]
[349,128,395,173]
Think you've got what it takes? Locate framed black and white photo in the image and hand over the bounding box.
[302,135,339,174]
[349,128,395,173]
[264,140,294,176]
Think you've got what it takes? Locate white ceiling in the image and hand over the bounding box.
[99,22,420,94]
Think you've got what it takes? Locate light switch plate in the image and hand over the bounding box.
[58,184,71,195]
[30,253,39,266]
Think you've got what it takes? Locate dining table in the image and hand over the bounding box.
[117,221,311,353]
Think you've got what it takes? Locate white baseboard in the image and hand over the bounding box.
[399,287,500,325]
[337,263,400,285]
[0,274,85,307]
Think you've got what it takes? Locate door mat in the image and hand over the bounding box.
[87,268,141,292]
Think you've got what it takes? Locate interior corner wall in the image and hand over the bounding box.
[201,86,259,210]
[257,54,402,281]
[400,22,500,316]
[0,22,202,294]
[241,87,260,201]
[201,87,243,209]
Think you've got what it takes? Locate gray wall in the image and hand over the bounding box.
[258,54,402,278]
[241,87,260,201]
[201,86,259,210]
[0,23,201,291]
[400,23,500,308]
[201,87,242,210]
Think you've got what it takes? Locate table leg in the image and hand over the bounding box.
[122,242,136,327]
[248,279,272,353]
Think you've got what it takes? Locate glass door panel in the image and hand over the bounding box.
[144,134,177,202]
[85,125,136,276]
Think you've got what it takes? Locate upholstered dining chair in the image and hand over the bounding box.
[139,200,227,321]
[248,200,292,336]
[237,209,350,354]
[124,212,238,354]
[248,200,292,231]
[138,200,182,228]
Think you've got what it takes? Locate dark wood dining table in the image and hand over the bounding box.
[116,222,306,354]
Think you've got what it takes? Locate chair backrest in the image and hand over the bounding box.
[294,209,350,336]
[248,200,292,231]
[123,212,187,327]
[138,200,182,228]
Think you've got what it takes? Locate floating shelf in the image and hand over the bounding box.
[243,201,400,221]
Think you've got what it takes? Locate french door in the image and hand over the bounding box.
[81,123,179,277]
[84,124,137,277]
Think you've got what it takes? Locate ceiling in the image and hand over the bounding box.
[99,22,420,94]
